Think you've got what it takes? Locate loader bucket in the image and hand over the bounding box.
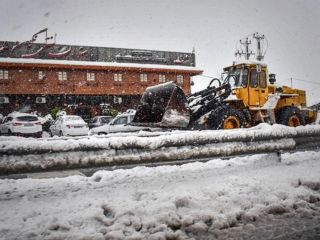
[132,82,190,128]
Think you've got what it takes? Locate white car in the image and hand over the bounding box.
[49,115,89,137]
[0,112,42,137]
[89,111,150,135]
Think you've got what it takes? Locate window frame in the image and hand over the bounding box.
[114,73,123,82]
[258,71,267,89]
[249,69,258,88]
[0,69,9,80]
[38,71,44,80]
[159,74,166,83]
[58,71,67,81]
[140,73,148,82]
[177,75,184,84]
[87,72,95,81]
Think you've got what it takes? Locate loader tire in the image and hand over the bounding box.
[277,106,305,127]
[209,106,246,130]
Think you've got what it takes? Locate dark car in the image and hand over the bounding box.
[88,116,113,129]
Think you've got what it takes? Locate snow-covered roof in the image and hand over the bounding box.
[0,57,203,73]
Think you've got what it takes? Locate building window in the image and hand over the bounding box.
[177,75,184,84]
[159,74,166,83]
[114,73,122,82]
[38,71,45,80]
[0,70,9,80]
[140,73,148,82]
[58,71,67,81]
[87,72,95,81]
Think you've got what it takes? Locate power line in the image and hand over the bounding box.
[200,74,216,79]
[286,78,320,86]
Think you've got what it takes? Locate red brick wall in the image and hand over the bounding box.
[0,66,192,96]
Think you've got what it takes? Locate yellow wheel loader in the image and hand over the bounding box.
[132,33,317,130]
[132,61,317,130]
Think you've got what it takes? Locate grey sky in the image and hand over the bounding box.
[1,0,320,104]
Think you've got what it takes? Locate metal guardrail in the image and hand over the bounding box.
[1,126,320,176]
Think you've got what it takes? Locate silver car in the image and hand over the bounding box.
[89,111,150,135]
[88,116,113,129]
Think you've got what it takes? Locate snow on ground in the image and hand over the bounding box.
[0,151,320,240]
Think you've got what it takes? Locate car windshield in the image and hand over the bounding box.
[100,117,112,123]
[113,116,127,125]
[90,118,98,123]
[65,116,82,121]
[226,68,248,87]
[16,116,38,122]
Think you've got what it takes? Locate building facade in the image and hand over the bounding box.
[0,39,202,117]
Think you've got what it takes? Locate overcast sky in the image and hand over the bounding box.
[1,0,320,104]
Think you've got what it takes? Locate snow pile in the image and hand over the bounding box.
[1,124,320,174]
[0,152,319,239]
[2,124,320,154]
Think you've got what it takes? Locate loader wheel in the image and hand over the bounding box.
[277,107,305,127]
[209,106,246,130]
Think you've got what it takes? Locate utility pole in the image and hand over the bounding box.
[235,32,267,62]
[235,37,253,60]
[253,32,265,61]
[291,77,293,88]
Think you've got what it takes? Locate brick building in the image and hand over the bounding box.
[0,38,202,117]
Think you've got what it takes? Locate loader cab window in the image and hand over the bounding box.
[259,71,267,88]
[250,69,258,88]
[228,68,248,87]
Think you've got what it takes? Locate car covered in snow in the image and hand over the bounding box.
[89,110,152,135]
[0,112,42,137]
[88,116,113,129]
[49,115,89,137]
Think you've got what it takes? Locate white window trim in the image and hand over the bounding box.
[0,70,9,80]
[140,73,148,82]
[159,74,166,83]
[177,75,184,84]
[38,71,44,80]
[87,72,95,81]
[114,73,122,82]
[58,71,67,81]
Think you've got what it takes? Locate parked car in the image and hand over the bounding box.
[49,115,89,137]
[0,112,42,137]
[89,110,151,135]
[88,116,113,129]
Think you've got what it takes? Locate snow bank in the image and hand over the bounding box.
[2,124,320,154]
[1,124,320,174]
[0,151,319,239]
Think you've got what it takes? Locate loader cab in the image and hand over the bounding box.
[223,62,269,108]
